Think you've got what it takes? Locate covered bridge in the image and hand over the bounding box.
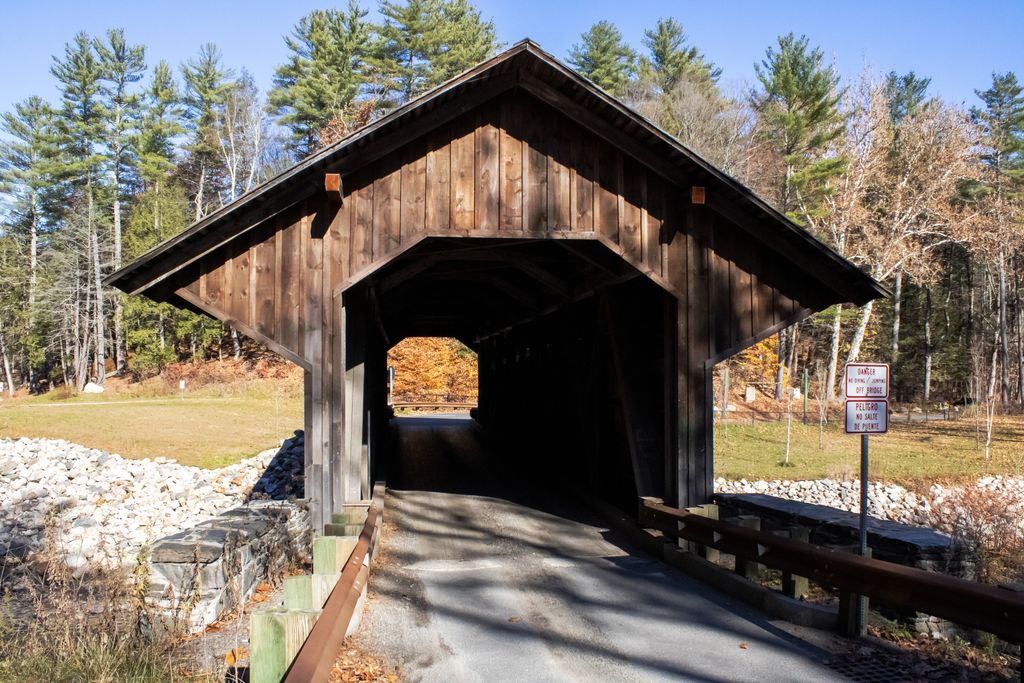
[107,40,884,533]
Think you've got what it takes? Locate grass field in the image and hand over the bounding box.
[4,373,1023,484]
[0,379,303,469]
[714,414,1024,489]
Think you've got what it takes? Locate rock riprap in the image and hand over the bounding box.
[0,431,304,573]
[714,475,1024,536]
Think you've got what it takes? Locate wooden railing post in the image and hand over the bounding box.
[733,515,763,581]
[781,526,810,599]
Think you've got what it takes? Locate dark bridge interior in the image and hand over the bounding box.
[350,236,672,512]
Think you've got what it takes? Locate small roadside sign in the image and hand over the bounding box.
[845,363,889,398]
[842,361,889,635]
[844,399,888,434]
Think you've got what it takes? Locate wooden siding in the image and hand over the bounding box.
[175,90,813,370]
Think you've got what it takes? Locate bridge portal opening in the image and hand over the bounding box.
[347,236,672,514]
[386,337,479,413]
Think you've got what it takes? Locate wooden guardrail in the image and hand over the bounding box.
[639,497,1024,644]
[282,501,380,682]
[249,500,381,683]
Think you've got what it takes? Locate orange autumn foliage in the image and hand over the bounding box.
[387,337,478,403]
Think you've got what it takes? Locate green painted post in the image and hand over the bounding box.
[250,608,321,683]
[312,536,358,575]
[284,573,340,610]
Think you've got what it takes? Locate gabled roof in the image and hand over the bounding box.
[107,39,886,306]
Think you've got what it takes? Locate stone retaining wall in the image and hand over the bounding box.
[147,499,310,634]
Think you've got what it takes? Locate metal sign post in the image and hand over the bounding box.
[844,363,889,637]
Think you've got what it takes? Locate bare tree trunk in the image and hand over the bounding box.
[787,323,800,379]
[113,196,125,375]
[0,325,16,397]
[194,163,206,221]
[826,305,843,400]
[924,287,932,401]
[846,300,875,366]
[774,329,787,400]
[89,185,106,385]
[27,192,38,390]
[998,249,1010,403]
[890,270,902,364]
[231,327,241,359]
[1016,268,1023,403]
[985,332,999,461]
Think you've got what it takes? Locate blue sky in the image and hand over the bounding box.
[0,0,1021,116]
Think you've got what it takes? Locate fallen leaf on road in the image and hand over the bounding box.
[739,642,749,649]
[508,616,522,623]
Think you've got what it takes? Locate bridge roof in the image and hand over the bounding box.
[106,39,886,306]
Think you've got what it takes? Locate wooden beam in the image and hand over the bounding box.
[691,186,705,205]
[325,173,344,203]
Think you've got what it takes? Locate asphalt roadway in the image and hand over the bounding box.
[352,415,839,682]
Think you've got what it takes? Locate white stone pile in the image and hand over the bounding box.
[714,475,1024,535]
[0,435,302,573]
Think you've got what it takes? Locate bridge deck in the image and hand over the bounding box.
[352,416,838,682]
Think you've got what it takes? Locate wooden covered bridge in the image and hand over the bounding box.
[107,40,884,534]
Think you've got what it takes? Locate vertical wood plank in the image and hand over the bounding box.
[373,167,401,261]
[688,205,712,506]
[547,115,571,230]
[646,175,664,277]
[253,226,276,339]
[523,102,547,231]
[499,98,523,230]
[425,134,451,231]
[204,254,223,309]
[351,181,373,274]
[231,242,250,326]
[476,108,500,231]
[596,142,618,242]
[304,204,325,533]
[572,127,595,232]
[451,121,475,231]
[278,219,300,354]
[401,144,426,239]
[620,155,643,262]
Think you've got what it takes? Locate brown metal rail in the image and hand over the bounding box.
[284,501,380,682]
[640,498,1024,644]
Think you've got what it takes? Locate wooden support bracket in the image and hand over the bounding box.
[325,173,343,203]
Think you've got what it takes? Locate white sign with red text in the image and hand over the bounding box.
[845,363,889,399]
[845,363,889,434]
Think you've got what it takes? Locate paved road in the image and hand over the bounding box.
[354,415,838,682]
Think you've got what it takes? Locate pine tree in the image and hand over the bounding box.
[181,43,235,220]
[885,70,931,124]
[138,60,185,189]
[426,0,499,85]
[51,31,109,386]
[567,21,635,95]
[95,28,146,374]
[639,18,720,93]
[0,96,57,389]
[752,33,846,400]
[370,0,499,107]
[752,33,847,222]
[269,2,371,156]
